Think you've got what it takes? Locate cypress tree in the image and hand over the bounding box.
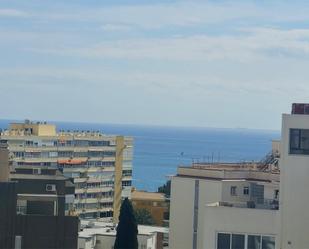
[114,198,138,249]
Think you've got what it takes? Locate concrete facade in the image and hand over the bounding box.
[169,164,279,249]
[279,114,309,249]
[169,105,309,249]
[0,121,133,220]
[203,206,279,249]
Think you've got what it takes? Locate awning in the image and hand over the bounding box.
[58,159,87,165]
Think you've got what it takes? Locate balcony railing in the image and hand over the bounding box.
[215,199,279,210]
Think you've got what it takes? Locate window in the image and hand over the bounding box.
[230,186,237,196]
[290,129,309,155]
[217,233,275,249]
[243,187,249,195]
[261,236,275,249]
[217,233,231,249]
[33,168,41,175]
[232,234,245,249]
[248,235,261,249]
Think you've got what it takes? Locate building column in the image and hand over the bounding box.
[113,136,124,223]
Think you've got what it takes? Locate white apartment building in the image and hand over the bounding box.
[279,107,309,249]
[0,121,133,220]
[169,103,309,249]
[78,220,168,249]
[169,163,279,249]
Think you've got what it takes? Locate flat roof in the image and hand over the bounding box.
[79,220,168,239]
[175,166,280,183]
[131,190,166,201]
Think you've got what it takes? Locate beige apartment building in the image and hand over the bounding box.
[169,103,309,249]
[169,161,280,249]
[0,120,133,220]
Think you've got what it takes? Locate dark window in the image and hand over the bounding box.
[243,187,249,195]
[232,234,245,249]
[290,129,309,155]
[217,233,230,249]
[262,236,275,249]
[230,186,237,196]
[248,235,261,249]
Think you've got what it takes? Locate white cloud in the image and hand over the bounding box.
[24,28,309,62]
[0,8,28,18]
[21,1,309,30]
[100,24,133,32]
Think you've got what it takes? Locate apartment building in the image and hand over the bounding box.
[169,103,309,249]
[0,120,133,220]
[169,162,279,249]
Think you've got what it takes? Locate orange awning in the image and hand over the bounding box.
[58,159,86,165]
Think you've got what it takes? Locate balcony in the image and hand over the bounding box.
[211,199,279,210]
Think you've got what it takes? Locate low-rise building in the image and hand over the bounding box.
[131,189,169,226]
[78,220,168,249]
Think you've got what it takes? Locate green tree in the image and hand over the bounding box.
[134,208,155,225]
[114,198,138,249]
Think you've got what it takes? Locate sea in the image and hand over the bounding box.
[0,120,280,192]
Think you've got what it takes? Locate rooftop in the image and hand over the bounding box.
[176,163,280,183]
[131,190,166,202]
[79,219,168,239]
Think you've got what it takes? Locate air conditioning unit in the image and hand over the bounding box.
[46,184,56,192]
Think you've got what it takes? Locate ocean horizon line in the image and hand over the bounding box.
[0,118,280,134]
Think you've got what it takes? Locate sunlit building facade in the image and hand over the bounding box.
[0,120,133,219]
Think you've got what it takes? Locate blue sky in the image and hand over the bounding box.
[1,0,309,130]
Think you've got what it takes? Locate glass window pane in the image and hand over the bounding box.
[248,235,261,249]
[231,186,237,196]
[232,234,245,249]
[290,129,300,149]
[217,233,230,249]
[290,129,309,154]
[300,129,309,150]
[262,236,275,249]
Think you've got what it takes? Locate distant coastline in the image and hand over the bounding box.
[0,119,280,191]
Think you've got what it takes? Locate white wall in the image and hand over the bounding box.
[203,206,279,249]
[78,237,96,249]
[93,234,153,249]
[169,176,222,249]
[221,181,251,203]
[169,177,195,249]
[169,173,279,249]
[280,114,309,249]
[95,235,114,249]
[264,183,279,200]
[197,180,222,249]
